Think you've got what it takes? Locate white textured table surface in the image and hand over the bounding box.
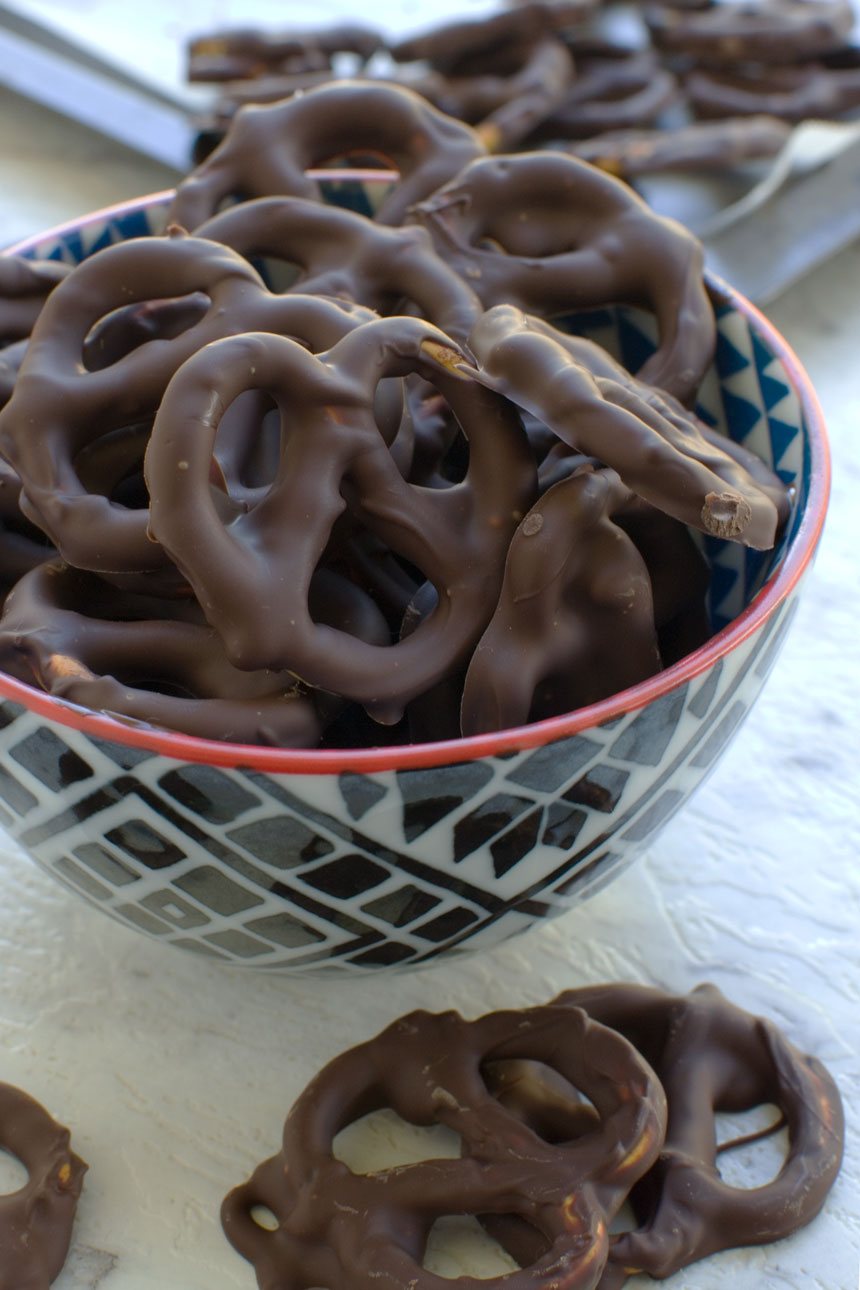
[0,11,859,1287]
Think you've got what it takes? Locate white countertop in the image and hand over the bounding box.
[0,12,858,1288]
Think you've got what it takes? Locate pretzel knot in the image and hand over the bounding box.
[144,318,535,721]
[167,79,488,231]
[0,233,378,579]
[410,151,715,403]
[0,1081,87,1289]
[545,983,846,1286]
[221,1005,667,1290]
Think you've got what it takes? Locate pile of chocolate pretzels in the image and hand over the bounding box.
[186,0,860,178]
[0,79,792,748]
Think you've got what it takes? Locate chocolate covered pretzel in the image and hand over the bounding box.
[568,114,792,176]
[168,79,488,230]
[144,319,535,722]
[461,464,662,734]
[411,151,715,402]
[0,1081,87,1290]
[551,984,846,1286]
[0,561,388,745]
[389,1,596,72]
[686,59,860,120]
[0,255,72,343]
[0,233,379,580]
[646,0,855,65]
[188,22,383,83]
[195,196,483,346]
[465,305,783,546]
[527,53,680,141]
[221,1003,667,1290]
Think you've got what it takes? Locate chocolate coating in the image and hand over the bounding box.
[0,255,71,343]
[569,115,792,177]
[465,305,783,547]
[687,59,860,121]
[410,151,715,402]
[527,54,680,141]
[144,319,535,722]
[0,561,385,745]
[646,0,855,65]
[0,233,377,578]
[168,79,488,230]
[195,195,483,346]
[221,1003,667,1290]
[553,983,846,1286]
[460,465,662,735]
[0,1080,87,1289]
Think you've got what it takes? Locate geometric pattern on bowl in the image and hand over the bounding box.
[0,581,801,973]
[0,186,822,972]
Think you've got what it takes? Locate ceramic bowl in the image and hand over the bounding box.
[0,184,829,974]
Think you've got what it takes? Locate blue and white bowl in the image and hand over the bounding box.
[0,184,829,974]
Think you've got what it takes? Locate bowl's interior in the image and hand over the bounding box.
[1,181,826,771]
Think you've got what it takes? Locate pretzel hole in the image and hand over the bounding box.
[81,293,211,372]
[714,1103,788,1188]
[424,1215,519,1278]
[332,1107,461,1174]
[0,1147,28,1194]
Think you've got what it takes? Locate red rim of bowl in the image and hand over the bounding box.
[0,186,831,774]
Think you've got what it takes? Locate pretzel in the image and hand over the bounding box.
[221,1003,667,1290]
[646,0,855,65]
[686,59,860,121]
[0,233,378,578]
[568,114,792,176]
[613,496,712,663]
[0,561,389,745]
[144,319,535,722]
[461,464,662,734]
[187,22,382,83]
[546,983,846,1286]
[168,80,488,231]
[426,36,577,153]
[411,151,715,402]
[0,254,72,343]
[527,53,679,141]
[194,196,483,346]
[0,336,27,409]
[0,1081,87,1290]
[465,305,783,546]
[0,458,54,596]
[389,2,596,73]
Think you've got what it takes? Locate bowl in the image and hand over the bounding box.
[0,184,829,974]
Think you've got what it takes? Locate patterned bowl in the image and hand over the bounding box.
[0,184,829,974]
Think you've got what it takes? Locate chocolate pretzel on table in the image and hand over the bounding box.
[0,1080,87,1290]
[493,983,846,1287]
[222,1002,667,1290]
